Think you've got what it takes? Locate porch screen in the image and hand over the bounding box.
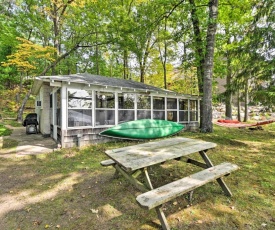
[167,98,177,122]
[179,99,188,122]
[118,93,135,123]
[68,89,92,127]
[190,100,198,121]
[137,95,151,119]
[153,96,165,120]
[95,91,115,126]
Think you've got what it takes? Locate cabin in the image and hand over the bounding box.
[31,73,200,148]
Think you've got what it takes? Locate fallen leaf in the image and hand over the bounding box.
[90,209,98,214]
[33,220,42,226]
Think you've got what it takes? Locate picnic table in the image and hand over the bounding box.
[101,137,238,230]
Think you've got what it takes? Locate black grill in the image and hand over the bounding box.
[22,113,38,134]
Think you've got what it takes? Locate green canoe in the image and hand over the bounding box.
[99,119,184,140]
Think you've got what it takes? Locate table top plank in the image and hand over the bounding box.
[105,137,217,172]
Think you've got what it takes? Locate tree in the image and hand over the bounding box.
[200,0,218,132]
[2,37,56,121]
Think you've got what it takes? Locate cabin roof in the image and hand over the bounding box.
[32,73,199,98]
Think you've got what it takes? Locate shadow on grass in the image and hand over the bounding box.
[0,129,274,230]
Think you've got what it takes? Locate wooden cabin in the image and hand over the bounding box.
[32,73,200,148]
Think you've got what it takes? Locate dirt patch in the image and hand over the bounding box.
[0,127,57,158]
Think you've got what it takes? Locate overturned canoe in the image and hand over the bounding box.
[99,119,185,140]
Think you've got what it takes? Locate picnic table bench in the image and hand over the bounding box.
[101,137,239,230]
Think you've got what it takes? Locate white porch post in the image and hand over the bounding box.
[188,99,190,123]
[61,84,67,130]
[115,92,118,125]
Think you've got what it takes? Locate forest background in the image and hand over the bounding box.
[0,0,274,132]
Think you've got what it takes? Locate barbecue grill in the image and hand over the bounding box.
[22,113,38,134]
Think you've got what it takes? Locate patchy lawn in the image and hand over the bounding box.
[0,125,274,230]
[0,123,12,136]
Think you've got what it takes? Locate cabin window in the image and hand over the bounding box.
[179,99,188,122]
[118,93,135,123]
[153,96,165,120]
[137,94,151,119]
[67,89,93,127]
[95,91,115,126]
[190,100,198,121]
[167,98,177,122]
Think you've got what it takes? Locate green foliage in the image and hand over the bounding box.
[0,0,274,112]
[2,37,56,73]
[253,86,275,107]
[0,124,12,136]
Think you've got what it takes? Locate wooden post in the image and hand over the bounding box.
[199,150,232,196]
[144,168,171,230]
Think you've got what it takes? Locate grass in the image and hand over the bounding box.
[3,119,23,127]
[0,125,274,230]
[0,123,12,136]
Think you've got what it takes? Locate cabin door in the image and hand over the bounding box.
[51,90,60,141]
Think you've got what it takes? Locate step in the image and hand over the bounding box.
[100,159,116,166]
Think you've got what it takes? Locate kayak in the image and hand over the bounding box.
[99,119,185,140]
[217,119,240,124]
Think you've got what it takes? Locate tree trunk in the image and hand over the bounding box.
[225,32,233,119]
[201,0,219,133]
[139,37,151,83]
[237,90,241,121]
[140,63,145,83]
[17,89,31,122]
[19,72,23,93]
[244,78,249,122]
[189,0,205,127]
[225,52,232,119]
[52,2,59,75]
[95,29,100,75]
[123,49,129,79]
[163,17,168,89]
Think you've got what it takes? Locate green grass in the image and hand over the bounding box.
[3,119,22,127]
[0,125,274,230]
[0,123,12,136]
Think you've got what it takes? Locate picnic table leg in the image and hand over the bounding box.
[144,168,171,230]
[113,168,120,179]
[199,150,233,196]
[114,165,148,192]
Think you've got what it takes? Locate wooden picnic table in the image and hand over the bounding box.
[102,137,238,230]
